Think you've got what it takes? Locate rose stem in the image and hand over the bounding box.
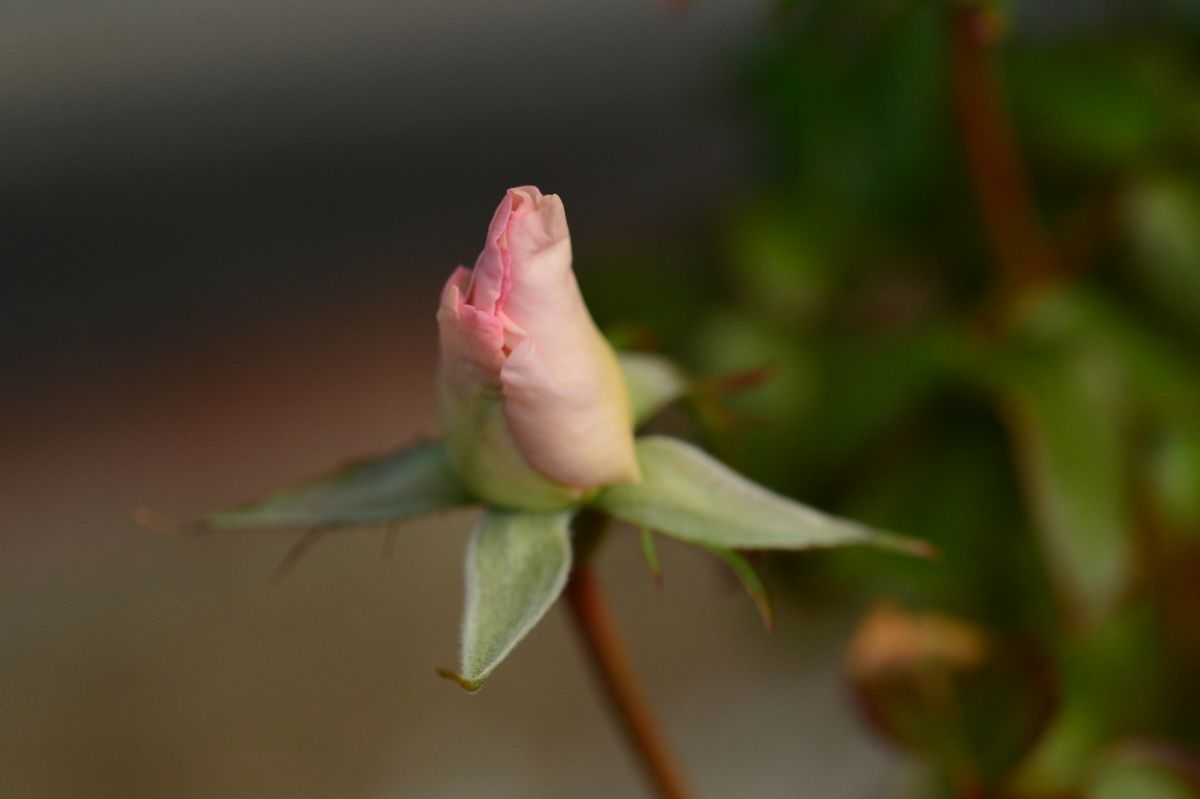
[948,1,1059,300]
[947,7,1056,799]
[565,564,696,799]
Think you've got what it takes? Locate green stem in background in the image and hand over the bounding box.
[565,562,696,799]
[948,1,1059,299]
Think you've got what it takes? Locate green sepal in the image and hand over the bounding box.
[638,527,663,583]
[201,440,475,531]
[592,436,933,557]
[707,547,774,632]
[618,351,689,426]
[441,385,582,511]
[440,509,574,692]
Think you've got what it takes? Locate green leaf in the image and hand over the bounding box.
[1150,416,1200,534]
[440,509,574,692]
[592,436,932,557]
[1011,47,1166,167]
[708,547,774,631]
[1001,339,1134,625]
[1028,289,1199,416]
[618,352,689,426]
[204,441,475,531]
[1013,603,1166,792]
[1086,745,1200,799]
[1123,175,1200,338]
[1090,764,1197,799]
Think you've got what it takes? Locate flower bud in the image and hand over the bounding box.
[437,186,641,509]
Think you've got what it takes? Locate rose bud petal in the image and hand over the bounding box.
[437,186,641,509]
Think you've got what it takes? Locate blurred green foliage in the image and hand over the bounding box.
[587,0,1200,795]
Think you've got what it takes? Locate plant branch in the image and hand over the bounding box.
[948,2,1058,297]
[565,564,695,799]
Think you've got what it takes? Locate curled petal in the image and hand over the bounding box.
[437,186,642,508]
[502,337,641,488]
[438,267,505,382]
[467,192,515,314]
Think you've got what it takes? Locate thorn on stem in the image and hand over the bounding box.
[268,527,327,584]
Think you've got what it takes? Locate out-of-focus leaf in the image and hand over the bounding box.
[618,351,689,426]
[848,604,990,684]
[1005,287,1200,538]
[1150,418,1200,535]
[996,291,1137,625]
[1051,289,1200,415]
[690,309,819,478]
[1002,348,1133,625]
[592,436,933,557]
[1090,764,1195,799]
[1086,744,1200,799]
[747,0,950,227]
[440,509,573,692]
[1012,603,1167,794]
[1123,176,1200,337]
[1011,47,1166,166]
[584,251,713,345]
[203,441,475,531]
[707,547,774,631]
[847,603,1056,781]
[692,311,817,423]
[726,207,835,325]
[815,323,966,474]
[816,407,1041,626]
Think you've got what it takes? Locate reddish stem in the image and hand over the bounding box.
[949,3,1058,297]
[565,565,695,799]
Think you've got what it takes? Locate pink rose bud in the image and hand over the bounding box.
[437,186,641,508]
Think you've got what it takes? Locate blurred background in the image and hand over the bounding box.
[4,0,1200,797]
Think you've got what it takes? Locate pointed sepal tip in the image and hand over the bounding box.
[436,667,484,693]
